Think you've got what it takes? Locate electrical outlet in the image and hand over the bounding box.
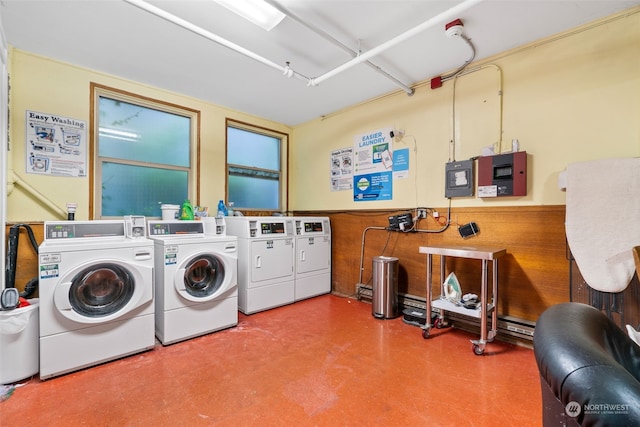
[417,209,427,219]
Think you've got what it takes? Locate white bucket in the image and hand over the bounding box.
[0,299,39,383]
[161,204,180,220]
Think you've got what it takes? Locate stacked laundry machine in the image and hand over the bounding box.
[38,217,155,379]
[147,218,238,345]
[226,216,331,314]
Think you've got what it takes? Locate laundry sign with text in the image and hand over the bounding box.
[25,110,87,177]
[353,127,393,202]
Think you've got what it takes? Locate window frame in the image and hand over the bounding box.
[90,83,201,219]
[225,119,288,214]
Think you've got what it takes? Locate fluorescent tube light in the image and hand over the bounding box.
[99,127,140,142]
[213,0,285,31]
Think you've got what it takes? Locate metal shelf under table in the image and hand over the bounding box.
[418,245,506,355]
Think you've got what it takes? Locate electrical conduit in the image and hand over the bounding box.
[308,0,485,87]
[264,0,414,95]
[124,0,484,89]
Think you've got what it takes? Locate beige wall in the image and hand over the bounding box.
[6,8,640,221]
[291,8,640,211]
[7,49,292,222]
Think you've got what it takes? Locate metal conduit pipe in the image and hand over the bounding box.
[124,0,483,91]
[309,0,484,87]
[357,226,388,287]
[450,63,504,158]
[264,0,414,95]
[356,204,452,287]
[123,0,310,83]
[458,63,504,153]
[441,34,476,81]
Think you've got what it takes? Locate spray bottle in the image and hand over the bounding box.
[217,200,228,217]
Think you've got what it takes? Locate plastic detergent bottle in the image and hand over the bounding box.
[217,200,228,217]
[180,200,194,220]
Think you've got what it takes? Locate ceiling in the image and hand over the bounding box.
[2,0,638,126]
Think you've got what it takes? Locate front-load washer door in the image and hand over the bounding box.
[53,260,153,324]
[175,253,234,302]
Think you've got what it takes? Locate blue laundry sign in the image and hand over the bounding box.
[353,171,392,201]
[353,127,393,202]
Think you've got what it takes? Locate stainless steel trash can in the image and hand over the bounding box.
[372,256,399,319]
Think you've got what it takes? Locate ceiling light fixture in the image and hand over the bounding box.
[213,0,285,31]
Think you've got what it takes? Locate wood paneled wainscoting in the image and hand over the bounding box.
[6,208,570,325]
[309,205,569,324]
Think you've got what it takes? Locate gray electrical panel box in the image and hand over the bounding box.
[445,160,474,198]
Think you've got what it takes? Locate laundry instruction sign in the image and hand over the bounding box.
[353,127,393,201]
[25,110,87,177]
[330,147,353,191]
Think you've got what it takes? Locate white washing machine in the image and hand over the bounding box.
[38,220,155,380]
[225,216,295,314]
[147,220,237,345]
[294,217,332,301]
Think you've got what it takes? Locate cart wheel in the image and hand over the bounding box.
[433,318,442,329]
[422,328,430,339]
[472,344,484,355]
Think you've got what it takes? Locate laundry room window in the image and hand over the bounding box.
[91,84,200,218]
[226,120,287,212]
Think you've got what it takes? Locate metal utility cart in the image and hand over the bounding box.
[418,245,506,355]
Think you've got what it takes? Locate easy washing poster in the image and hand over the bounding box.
[25,110,87,177]
[353,127,393,202]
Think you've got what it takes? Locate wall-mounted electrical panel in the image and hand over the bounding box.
[445,159,474,198]
[477,151,527,197]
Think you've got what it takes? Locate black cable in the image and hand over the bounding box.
[5,224,40,297]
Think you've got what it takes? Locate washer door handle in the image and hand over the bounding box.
[175,268,187,291]
[54,282,73,310]
[255,255,261,268]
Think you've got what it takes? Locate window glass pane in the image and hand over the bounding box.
[101,162,188,217]
[228,166,278,180]
[98,97,190,167]
[227,127,280,170]
[228,175,279,210]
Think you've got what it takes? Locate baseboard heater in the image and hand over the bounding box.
[356,284,535,343]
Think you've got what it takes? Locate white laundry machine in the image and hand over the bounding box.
[225,216,295,314]
[294,217,332,301]
[38,220,155,380]
[147,220,237,345]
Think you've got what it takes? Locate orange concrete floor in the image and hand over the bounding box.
[1,294,541,426]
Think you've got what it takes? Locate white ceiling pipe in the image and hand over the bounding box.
[309,0,484,87]
[123,0,310,83]
[265,0,414,95]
